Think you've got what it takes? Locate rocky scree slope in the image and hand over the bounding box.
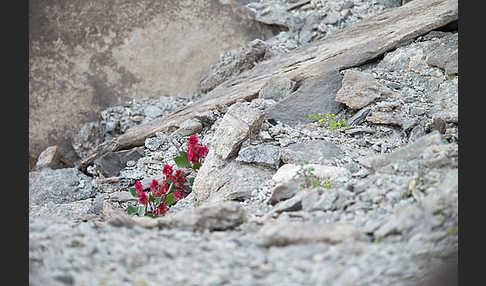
[30,1,458,285]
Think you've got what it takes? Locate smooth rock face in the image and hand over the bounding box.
[335,70,396,110]
[280,140,344,164]
[173,119,203,137]
[259,220,361,246]
[29,168,96,205]
[94,147,144,177]
[236,144,281,169]
[366,111,403,126]
[35,145,62,170]
[29,0,275,170]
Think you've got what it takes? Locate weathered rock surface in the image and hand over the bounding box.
[280,140,344,164]
[359,131,442,170]
[94,147,144,177]
[259,220,362,246]
[212,102,264,160]
[29,0,276,169]
[29,168,96,205]
[77,0,458,171]
[35,145,62,170]
[335,70,397,109]
[193,152,273,204]
[236,144,281,169]
[200,39,268,93]
[273,164,350,184]
[258,75,296,101]
[424,32,458,75]
[160,201,247,231]
[267,180,301,205]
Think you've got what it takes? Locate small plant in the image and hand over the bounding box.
[308,112,349,130]
[126,135,208,217]
[293,162,331,190]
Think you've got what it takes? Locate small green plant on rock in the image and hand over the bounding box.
[293,161,331,190]
[308,112,349,130]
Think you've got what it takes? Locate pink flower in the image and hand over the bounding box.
[163,164,173,176]
[188,135,199,146]
[149,179,159,192]
[156,202,167,215]
[135,181,143,195]
[138,191,148,206]
[174,190,182,199]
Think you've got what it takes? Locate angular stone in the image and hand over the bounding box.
[268,180,301,205]
[35,145,62,170]
[259,76,296,102]
[280,140,344,165]
[259,220,361,246]
[359,131,442,170]
[236,144,281,169]
[336,70,397,110]
[192,151,273,204]
[29,168,96,205]
[348,107,371,126]
[366,111,402,126]
[173,119,203,137]
[94,147,144,177]
[273,164,350,184]
[265,71,344,126]
[301,189,338,212]
[71,121,105,159]
[199,39,268,93]
[212,102,264,160]
[162,201,246,231]
[425,32,458,75]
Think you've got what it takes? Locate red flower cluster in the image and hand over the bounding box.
[187,135,209,164]
[128,135,208,217]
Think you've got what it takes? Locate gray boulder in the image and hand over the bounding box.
[29,168,96,206]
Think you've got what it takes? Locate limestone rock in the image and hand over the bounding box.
[236,144,281,169]
[259,220,361,246]
[273,164,350,184]
[94,147,144,177]
[35,145,62,170]
[424,32,458,75]
[366,111,403,126]
[212,102,264,160]
[267,180,301,205]
[359,131,442,170]
[29,168,96,206]
[200,39,268,93]
[280,140,344,164]
[162,201,246,231]
[258,76,296,102]
[336,70,397,110]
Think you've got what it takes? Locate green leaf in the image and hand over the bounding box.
[192,162,201,170]
[164,193,178,207]
[155,196,162,206]
[188,177,195,186]
[129,187,138,198]
[126,205,138,215]
[149,193,155,201]
[138,206,146,216]
[173,151,191,168]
